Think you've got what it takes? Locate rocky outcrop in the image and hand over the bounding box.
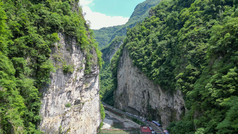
[114,48,185,128]
[40,33,101,134]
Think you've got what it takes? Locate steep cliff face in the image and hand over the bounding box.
[40,33,101,134]
[99,0,161,105]
[114,48,185,128]
[101,36,124,64]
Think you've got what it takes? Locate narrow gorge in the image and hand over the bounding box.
[1,0,238,134]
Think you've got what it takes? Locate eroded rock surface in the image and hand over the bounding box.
[114,48,185,128]
[40,33,100,134]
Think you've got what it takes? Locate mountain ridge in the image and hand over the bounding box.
[112,0,238,133]
[94,0,161,49]
[99,0,161,106]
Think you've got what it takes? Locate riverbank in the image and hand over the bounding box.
[99,110,140,134]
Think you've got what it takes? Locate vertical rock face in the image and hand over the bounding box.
[114,48,185,128]
[40,33,101,134]
[101,37,124,63]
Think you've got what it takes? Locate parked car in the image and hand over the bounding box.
[152,120,161,127]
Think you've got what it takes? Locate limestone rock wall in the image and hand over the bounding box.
[40,33,101,134]
[114,48,185,128]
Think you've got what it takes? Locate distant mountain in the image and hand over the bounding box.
[94,25,122,49]
[94,0,161,50]
[101,36,124,64]
[127,0,162,25]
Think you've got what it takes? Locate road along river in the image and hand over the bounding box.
[102,102,165,134]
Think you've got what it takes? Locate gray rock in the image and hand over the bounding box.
[40,33,101,134]
[114,48,185,128]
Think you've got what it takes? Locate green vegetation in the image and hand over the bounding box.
[63,64,74,74]
[99,36,125,105]
[94,0,161,49]
[100,64,115,105]
[101,36,125,64]
[94,26,123,49]
[99,101,106,130]
[100,44,125,106]
[65,103,71,108]
[99,0,161,106]
[127,0,161,26]
[0,0,101,133]
[131,118,145,126]
[111,0,238,133]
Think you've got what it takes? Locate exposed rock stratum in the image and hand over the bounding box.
[115,48,185,128]
[40,33,100,134]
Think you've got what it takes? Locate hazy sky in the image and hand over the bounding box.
[79,0,145,30]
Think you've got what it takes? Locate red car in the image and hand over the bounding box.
[140,126,152,134]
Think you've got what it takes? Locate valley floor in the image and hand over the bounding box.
[99,110,140,134]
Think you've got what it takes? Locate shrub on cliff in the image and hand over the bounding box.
[0,0,101,133]
[114,0,238,133]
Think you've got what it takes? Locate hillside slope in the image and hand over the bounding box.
[112,0,238,133]
[0,0,102,133]
[99,0,161,105]
[94,0,161,49]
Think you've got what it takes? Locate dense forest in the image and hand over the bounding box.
[0,0,101,133]
[98,0,161,105]
[94,0,161,49]
[1,0,238,133]
[110,0,238,133]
